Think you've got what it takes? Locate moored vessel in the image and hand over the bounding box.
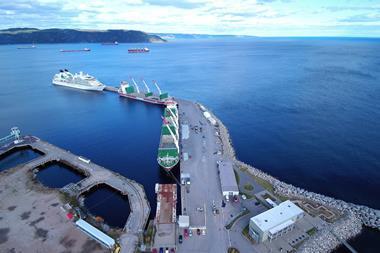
[52,69,105,91]
[128,47,149,53]
[157,102,180,171]
[60,48,91,52]
[118,78,172,105]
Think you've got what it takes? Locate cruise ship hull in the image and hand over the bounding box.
[52,80,105,91]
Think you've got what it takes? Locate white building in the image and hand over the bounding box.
[217,160,239,200]
[249,200,305,242]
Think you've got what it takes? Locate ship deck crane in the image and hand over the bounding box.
[131,78,140,93]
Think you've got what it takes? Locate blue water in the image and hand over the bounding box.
[0,148,41,171]
[83,184,131,228]
[36,161,85,188]
[0,38,379,250]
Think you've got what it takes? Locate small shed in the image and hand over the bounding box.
[178,215,190,228]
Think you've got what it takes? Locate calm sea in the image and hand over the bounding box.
[0,38,379,251]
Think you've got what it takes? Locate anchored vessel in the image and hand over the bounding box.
[60,48,91,52]
[128,47,149,53]
[52,69,105,91]
[118,78,172,105]
[101,41,118,45]
[157,102,180,171]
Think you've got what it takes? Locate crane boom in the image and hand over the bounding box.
[153,80,162,94]
[142,79,150,92]
[131,78,140,93]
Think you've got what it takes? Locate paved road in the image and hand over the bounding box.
[177,100,232,253]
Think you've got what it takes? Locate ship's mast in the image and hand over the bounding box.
[153,80,162,95]
[131,78,140,93]
[165,124,179,150]
[166,107,178,125]
[142,79,150,93]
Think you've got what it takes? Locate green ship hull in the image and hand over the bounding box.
[157,103,180,171]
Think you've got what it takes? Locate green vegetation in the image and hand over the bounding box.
[252,175,274,192]
[144,220,155,245]
[228,248,240,253]
[243,183,253,191]
[0,28,166,44]
[234,170,240,185]
[241,225,255,244]
[59,192,79,207]
[242,225,249,238]
[306,227,317,236]
[225,209,249,229]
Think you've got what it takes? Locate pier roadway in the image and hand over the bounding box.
[0,136,150,253]
[177,100,249,253]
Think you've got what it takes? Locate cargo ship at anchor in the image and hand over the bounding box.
[157,102,180,171]
[118,78,172,105]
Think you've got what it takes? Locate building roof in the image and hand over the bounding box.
[75,219,115,248]
[218,160,239,193]
[155,184,177,224]
[250,200,304,232]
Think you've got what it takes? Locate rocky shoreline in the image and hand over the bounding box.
[199,102,380,252]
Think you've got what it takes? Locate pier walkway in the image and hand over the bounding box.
[0,136,150,253]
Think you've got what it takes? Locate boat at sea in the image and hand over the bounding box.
[157,102,180,171]
[17,44,36,49]
[52,69,105,91]
[128,47,149,53]
[102,41,118,45]
[60,48,91,52]
[118,78,172,105]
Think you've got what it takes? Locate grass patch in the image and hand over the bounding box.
[252,175,274,193]
[306,227,317,236]
[243,184,253,191]
[234,169,240,185]
[143,220,155,246]
[225,209,249,230]
[241,192,254,199]
[242,225,255,244]
[228,247,240,253]
[59,192,79,207]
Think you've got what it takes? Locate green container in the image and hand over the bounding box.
[159,93,169,100]
[145,92,153,97]
[126,86,135,94]
[162,125,177,136]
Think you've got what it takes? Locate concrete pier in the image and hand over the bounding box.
[0,136,150,253]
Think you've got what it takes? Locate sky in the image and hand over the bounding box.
[0,0,379,37]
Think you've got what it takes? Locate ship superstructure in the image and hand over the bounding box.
[157,102,180,171]
[52,70,105,91]
[118,78,172,105]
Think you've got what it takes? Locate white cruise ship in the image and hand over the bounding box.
[52,69,105,91]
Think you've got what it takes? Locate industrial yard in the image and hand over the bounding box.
[0,161,107,253]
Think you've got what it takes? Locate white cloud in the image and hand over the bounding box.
[0,0,379,37]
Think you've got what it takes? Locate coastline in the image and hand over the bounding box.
[197,101,379,252]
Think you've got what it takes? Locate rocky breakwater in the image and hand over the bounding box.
[299,213,362,253]
[197,102,380,251]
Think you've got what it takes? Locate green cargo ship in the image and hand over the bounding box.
[157,102,180,171]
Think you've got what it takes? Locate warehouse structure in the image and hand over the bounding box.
[217,160,239,200]
[249,200,305,242]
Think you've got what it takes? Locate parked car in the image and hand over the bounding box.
[152,249,157,253]
[178,235,183,244]
[241,194,247,200]
[189,230,193,237]
[159,248,163,253]
[184,228,189,238]
[170,249,175,253]
[165,248,169,253]
[197,229,201,235]
[233,195,239,202]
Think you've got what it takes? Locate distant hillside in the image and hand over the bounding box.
[0,28,166,44]
[155,33,253,40]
